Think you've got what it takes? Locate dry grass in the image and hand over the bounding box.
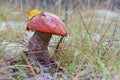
[0,1,120,80]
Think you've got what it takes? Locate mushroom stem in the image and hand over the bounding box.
[28,31,52,65]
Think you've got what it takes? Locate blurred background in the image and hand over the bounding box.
[1,0,120,10]
[0,0,120,21]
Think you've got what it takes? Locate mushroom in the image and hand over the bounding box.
[26,10,67,67]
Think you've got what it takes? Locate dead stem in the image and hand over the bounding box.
[21,52,38,80]
[78,10,92,40]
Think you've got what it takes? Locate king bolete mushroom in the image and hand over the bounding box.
[26,10,67,67]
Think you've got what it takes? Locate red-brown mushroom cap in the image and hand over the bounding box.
[26,12,67,36]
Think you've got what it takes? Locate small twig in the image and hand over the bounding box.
[109,51,119,70]
[102,24,117,55]
[27,50,48,54]
[87,0,100,30]
[21,52,38,80]
[104,39,120,42]
[78,10,92,40]
[24,50,44,74]
[0,76,15,80]
[64,0,68,24]
[54,36,64,54]
[111,24,117,40]
[96,20,113,48]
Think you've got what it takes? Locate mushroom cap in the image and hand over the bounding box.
[26,12,67,36]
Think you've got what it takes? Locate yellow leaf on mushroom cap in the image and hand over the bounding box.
[28,9,40,19]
